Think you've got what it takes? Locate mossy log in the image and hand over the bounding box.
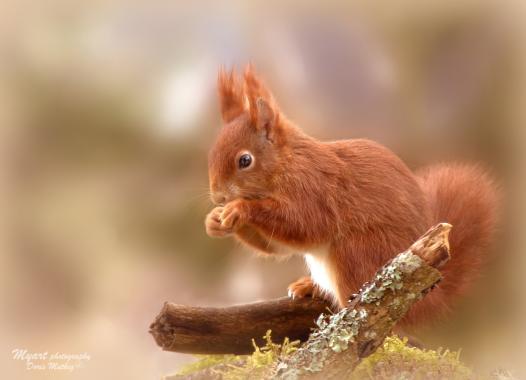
[150,223,451,374]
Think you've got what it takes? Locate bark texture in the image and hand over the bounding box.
[150,297,333,355]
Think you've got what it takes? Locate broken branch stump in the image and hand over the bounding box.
[150,297,333,355]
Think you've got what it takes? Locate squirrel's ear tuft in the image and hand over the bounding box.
[255,97,277,141]
[243,65,279,141]
[217,67,245,123]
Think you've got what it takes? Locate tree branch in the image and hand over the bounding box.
[150,297,334,355]
[273,223,451,378]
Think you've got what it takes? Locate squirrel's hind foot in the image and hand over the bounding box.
[287,276,323,300]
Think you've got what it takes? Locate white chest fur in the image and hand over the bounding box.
[304,246,336,297]
[269,241,337,298]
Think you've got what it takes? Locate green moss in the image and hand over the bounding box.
[351,336,474,380]
[222,331,299,380]
[174,330,299,379]
[175,354,240,377]
[172,333,513,380]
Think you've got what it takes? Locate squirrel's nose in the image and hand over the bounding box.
[211,192,226,205]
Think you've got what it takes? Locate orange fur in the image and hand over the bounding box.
[217,67,245,123]
[205,66,499,327]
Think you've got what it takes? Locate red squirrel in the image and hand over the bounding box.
[205,66,499,326]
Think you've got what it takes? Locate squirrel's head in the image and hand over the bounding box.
[208,66,286,205]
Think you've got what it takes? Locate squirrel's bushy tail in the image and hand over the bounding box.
[406,163,500,325]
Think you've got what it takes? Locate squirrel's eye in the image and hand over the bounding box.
[238,153,253,169]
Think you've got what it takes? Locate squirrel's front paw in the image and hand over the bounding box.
[219,200,246,232]
[205,207,232,238]
[287,276,322,300]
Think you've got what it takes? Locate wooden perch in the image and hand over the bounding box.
[150,297,333,355]
[150,223,452,371]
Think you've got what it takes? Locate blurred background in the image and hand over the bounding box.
[1,0,525,379]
